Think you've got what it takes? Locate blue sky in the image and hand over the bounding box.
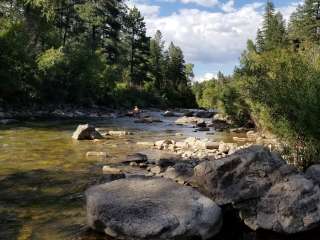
[128,0,300,81]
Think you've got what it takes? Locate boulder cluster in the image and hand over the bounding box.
[69,112,320,239]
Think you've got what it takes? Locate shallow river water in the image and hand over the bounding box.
[0,114,319,240]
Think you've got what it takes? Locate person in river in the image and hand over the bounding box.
[133,106,141,117]
[127,106,141,117]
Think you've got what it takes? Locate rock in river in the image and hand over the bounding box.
[257,174,320,234]
[195,111,215,118]
[72,124,103,140]
[123,153,148,164]
[162,111,177,117]
[193,145,320,234]
[86,176,222,240]
[306,164,320,186]
[175,116,204,125]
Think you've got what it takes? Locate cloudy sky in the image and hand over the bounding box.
[127,0,301,82]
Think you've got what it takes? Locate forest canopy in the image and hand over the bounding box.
[0,0,196,108]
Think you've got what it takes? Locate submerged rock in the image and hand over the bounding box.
[183,111,194,117]
[86,177,222,240]
[134,117,162,124]
[195,111,215,118]
[108,131,133,136]
[72,124,103,140]
[196,127,210,132]
[196,121,207,128]
[123,153,148,164]
[162,111,176,117]
[86,152,108,157]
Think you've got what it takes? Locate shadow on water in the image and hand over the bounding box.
[213,207,320,240]
[1,169,320,240]
[0,169,122,240]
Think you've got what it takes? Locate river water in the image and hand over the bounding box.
[0,114,319,240]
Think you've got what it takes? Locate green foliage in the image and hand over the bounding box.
[0,0,196,108]
[236,1,320,167]
[289,0,320,43]
[257,1,287,51]
[122,7,151,86]
[193,1,320,167]
[192,73,250,126]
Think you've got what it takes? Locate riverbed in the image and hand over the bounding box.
[0,113,318,240]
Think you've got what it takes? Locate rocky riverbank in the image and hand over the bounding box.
[69,114,320,239]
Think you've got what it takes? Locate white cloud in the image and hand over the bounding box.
[180,0,219,7]
[194,72,216,82]
[157,0,219,7]
[144,3,264,64]
[132,1,300,79]
[127,1,160,17]
[221,0,235,13]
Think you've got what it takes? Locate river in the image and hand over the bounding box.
[0,113,318,240]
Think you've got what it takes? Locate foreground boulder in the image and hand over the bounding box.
[257,174,320,234]
[192,145,320,234]
[193,145,288,206]
[306,164,320,186]
[72,124,103,140]
[86,177,222,240]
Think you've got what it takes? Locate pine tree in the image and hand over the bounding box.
[259,1,287,51]
[165,42,187,89]
[150,30,165,89]
[256,28,265,52]
[185,63,194,83]
[123,7,150,87]
[289,0,320,43]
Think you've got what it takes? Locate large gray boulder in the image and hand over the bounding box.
[193,145,290,205]
[257,174,320,234]
[306,164,320,185]
[86,177,222,240]
[72,124,103,140]
[162,162,194,184]
[192,145,320,234]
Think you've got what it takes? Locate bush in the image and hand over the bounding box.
[237,45,320,168]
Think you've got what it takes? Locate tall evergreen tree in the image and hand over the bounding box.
[123,7,150,87]
[165,42,187,89]
[261,1,287,51]
[254,1,287,52]
[289,0,320,43]
[150,30,164,89]
[256,28,265,52]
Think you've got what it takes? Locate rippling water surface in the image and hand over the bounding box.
[0,114,318,240]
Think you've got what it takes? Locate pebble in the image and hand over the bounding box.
[130,162,138,167]
[102,165,122,174]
